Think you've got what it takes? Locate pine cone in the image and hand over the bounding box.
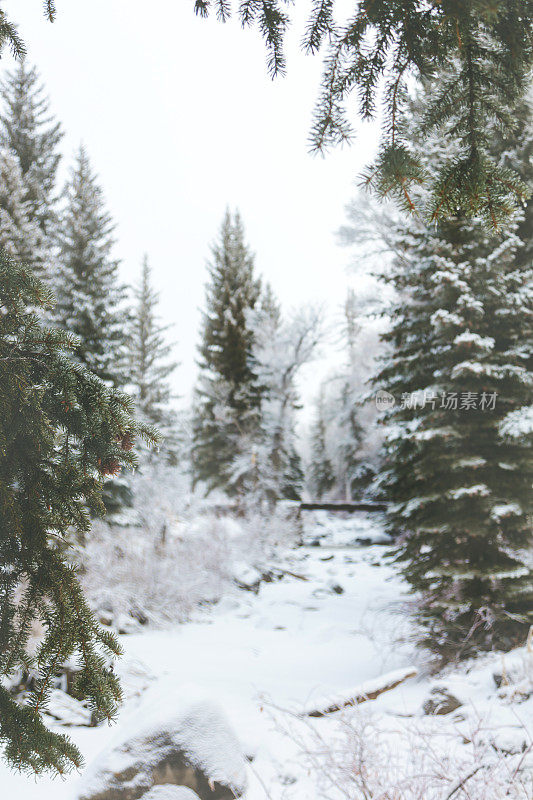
[119,432,133,451]
[98,457,121,476]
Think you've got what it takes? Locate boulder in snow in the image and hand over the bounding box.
[115,613,143,635]
[45,688,95,727]
[77,697,247,800]
[232,561,262,593]
[488,728,530,756]
[422,686,462,716]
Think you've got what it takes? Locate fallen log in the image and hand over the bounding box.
[299,502,388,513]
[304,667,418,717]
[272,566,309,582]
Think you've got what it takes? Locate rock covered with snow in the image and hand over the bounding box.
[422,686,463,716]
[77,693,247,800]
[231,560,263,592]
[139,788,200,800]
[44,688,95,727]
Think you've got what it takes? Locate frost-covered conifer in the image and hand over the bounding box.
[0,148,43,270]
[54,146,130,512]
[192,210,262,495]
[377,93,533,660]
[333,291,369,499]
[307,289,384,501]
[54,145,128,388]
[128,256,179,464]
[0,61,62,281]
[250,295,321,504]
[308,389,336,501]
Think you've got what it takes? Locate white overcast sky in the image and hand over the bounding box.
[3,1,378,404]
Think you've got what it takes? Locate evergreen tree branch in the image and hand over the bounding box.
[195,0,533,225]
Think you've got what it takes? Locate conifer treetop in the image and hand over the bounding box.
[0,60,63,282]
[0,60,63,202]
[192,209,263,494]
[55,144,128,388]
[127,255,179,462]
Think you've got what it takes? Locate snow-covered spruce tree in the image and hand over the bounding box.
[0,60,62,281]
[332,291,368,500]
[192,210,262,496]
[305,290,384,502]
[250,293,321,504]
[54,146,130,512]
[54,145,128,387]
[196,1,533,226]
[127,255,179,464]
[377,94,533,660]
[308,388,336,502]
[0,248,155,774]
[0,148,43,270]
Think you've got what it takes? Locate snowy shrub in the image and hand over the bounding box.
[77,516,234,626]
[130,459,194,540]
[272,705,533,800]
[76,461,302,627]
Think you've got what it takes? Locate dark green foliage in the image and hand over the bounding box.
[377,94,533,661]
[0,10,27,60]
[192,210,262,494]
[0,4,55,60]
[196,1,533,225]
[128,256,179,463]
[0,248,156,773]
[4,4,531,224]
[281,447,305,501]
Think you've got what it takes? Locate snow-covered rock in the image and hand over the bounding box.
[115,613,143,635]
[44,688,95,727]
[232,561,262,592]
[422,686,463,716]
[77,696,247,800]
[139,788,200,800]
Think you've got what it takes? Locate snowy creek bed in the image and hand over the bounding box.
[1,512,531,799]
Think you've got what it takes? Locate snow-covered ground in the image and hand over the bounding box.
[1,512,531,799]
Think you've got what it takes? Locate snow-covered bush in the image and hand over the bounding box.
[77,515,233,626]
[76,458,302,627]
[274,705,532,800]
[266,640,533,800]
